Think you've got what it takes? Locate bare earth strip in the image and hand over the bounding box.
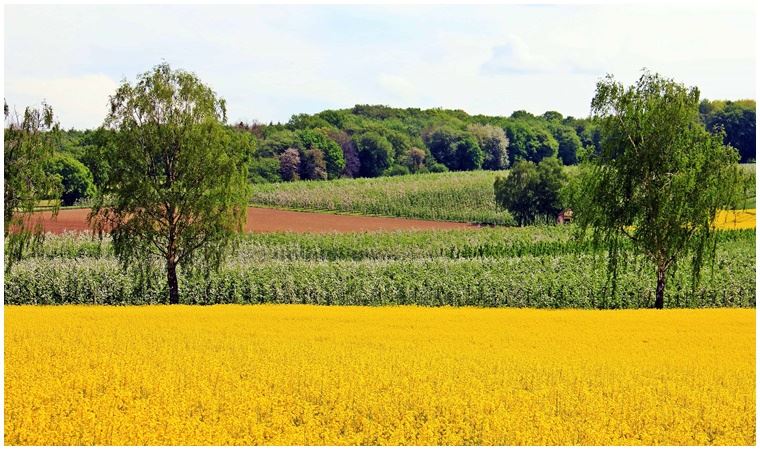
[28,207,475,234]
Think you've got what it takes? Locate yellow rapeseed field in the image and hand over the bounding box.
[4,306,756,445]
[714,209,756,230]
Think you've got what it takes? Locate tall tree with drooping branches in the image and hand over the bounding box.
[92,63,250,304]
[572,71,745,309]
[4,100,62,268]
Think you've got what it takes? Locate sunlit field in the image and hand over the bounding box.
[5,305,755,445]
[714,209,756,230]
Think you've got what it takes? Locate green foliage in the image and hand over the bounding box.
[78,128,116,189]
[295,128,345,178]
[354,132,394,177]
[384,164,410,176]
[503,120,558,164]
[452,135,483,171]
[44,153,96,206]
[300,148,328,180]
[573,71,745,309]
[287,113,334,130]
[4,101,62,224]
[33,99,754,187]
[494,158,567,225]
[427,162,449,173]
[542,111,563,122]
[381,128,413,159]
[549,124,582,165]
[258,129,298,157]
[424,126,484,171]
[424,126,460,169]
[563,117,602,160]
[468,123,509,170]
[248,157,281,184]
[4,100,63,270]
[701,99,756,163]
[95,63,250,304]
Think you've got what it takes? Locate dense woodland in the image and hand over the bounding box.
[47,99,755,206]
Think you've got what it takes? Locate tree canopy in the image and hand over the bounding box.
[494,158,567,225]
[701,99,756,163]
[354,132,394,177]
[44,153,96,206]
[571,71,745,309]
[4,100,63,268]
[91,63,251,304]
[50,98,753,185]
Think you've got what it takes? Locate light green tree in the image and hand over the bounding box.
[572,71,744,309]
[91,63,251,304]
[4,100,62,268]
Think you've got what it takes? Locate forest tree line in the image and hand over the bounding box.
[42,99,755,206]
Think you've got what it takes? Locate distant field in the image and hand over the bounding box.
[5,305,754,445]
[714,209,756,230]
[250,170,513,225]
[250,165,756,224]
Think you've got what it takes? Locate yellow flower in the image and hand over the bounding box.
[713,209,756,230]
[4,305,755,445]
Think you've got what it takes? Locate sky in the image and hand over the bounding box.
[4,3,757,129]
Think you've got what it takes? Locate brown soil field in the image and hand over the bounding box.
[27,207,476,234]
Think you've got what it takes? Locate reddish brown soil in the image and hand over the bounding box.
[28,207,475,234]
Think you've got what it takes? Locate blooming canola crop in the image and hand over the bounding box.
[713,209,756,230]
[4,305,755,445]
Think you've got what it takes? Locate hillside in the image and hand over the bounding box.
[50,101,756,208]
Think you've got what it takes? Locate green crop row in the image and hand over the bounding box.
[5,242,754,308]
[16,228,754,262]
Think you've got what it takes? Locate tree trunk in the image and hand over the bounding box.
[654,265,666,309]
[167,260,179,305]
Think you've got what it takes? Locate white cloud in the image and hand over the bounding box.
[481,34,603,76]
[6,74,119,129]
[481,35,555,75]
[3,4,755,127]
[376,74,420,104]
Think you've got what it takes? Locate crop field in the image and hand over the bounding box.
[250,170,513,225]
[4,305,754,446]
[251,166,756,225]
[713,209,756,230]
[5,227,754,307]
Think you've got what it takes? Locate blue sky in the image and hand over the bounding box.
[4,3,756,129]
